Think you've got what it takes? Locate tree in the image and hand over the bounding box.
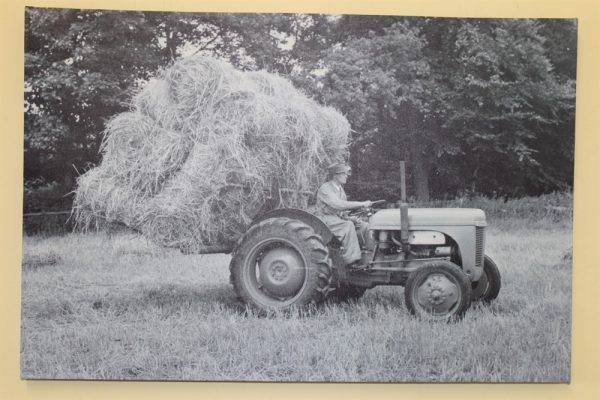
[24,10,576,211]
[25,8,162,210]
[308,17,575,200]
[317,21,441,201]
[436,19,575,196]
[23,9,293,211]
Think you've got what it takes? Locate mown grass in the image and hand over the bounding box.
[20,209,572,382]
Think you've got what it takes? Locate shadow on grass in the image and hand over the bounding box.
[64,277,514,323]
[22,251,62,270]
[89,283,245,316]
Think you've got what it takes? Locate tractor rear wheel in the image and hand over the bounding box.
[471,255,501,302]
[229,217,333,311]
[405,260,471,320]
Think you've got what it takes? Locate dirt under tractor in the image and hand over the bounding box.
[227,163,501,320]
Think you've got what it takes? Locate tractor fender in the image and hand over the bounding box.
[251,208,338,246]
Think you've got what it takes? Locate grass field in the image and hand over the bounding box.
[20,209,572,382]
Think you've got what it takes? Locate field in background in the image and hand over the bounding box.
[20,197,572,382]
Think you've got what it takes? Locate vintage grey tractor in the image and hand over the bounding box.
[228,166,501,320]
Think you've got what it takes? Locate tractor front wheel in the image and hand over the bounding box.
[405,261,471,320]
[229,217,333,311]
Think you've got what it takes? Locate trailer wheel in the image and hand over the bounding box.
[328,284,367,303]
[229,217,332,311]
[471,255,501,302]
[405,260,471,320]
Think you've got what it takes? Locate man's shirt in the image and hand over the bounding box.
[315,180,364,217]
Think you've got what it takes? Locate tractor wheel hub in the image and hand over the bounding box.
[428,287,447,305]
[269,262,289,281]
[416,273,459,314]
[258,247,306,297]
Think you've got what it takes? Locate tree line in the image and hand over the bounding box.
[24,8,576,211]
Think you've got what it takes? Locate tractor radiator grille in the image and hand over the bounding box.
[475,227,485,269]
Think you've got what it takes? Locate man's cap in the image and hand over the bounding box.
[328,163,351,175]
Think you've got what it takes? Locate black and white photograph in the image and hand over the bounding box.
[21,8,576,382]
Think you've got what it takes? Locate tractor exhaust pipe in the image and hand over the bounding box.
[399,161,410,253]
[400,160,407,203]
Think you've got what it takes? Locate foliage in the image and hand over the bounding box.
[311,17,576,201]
[24,9,577,211]
[24,9,288,212]
[25,9,162,193]
[318,21,439,201]
[435,19,576,196]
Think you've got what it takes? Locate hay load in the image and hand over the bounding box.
[74,56,350,252]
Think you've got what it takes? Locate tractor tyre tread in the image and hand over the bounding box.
[472,255,501,302]
[229,217,332,311]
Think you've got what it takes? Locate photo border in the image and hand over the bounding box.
[2,0,598,398]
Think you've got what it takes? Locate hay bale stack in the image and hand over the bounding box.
[74,56,350,252]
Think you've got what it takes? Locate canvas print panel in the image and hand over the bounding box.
[22,8,575,381]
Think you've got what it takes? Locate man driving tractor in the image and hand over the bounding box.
[315,163,373,268]
[230,161,497,318]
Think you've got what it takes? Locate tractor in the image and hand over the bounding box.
[228,163,501,319]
